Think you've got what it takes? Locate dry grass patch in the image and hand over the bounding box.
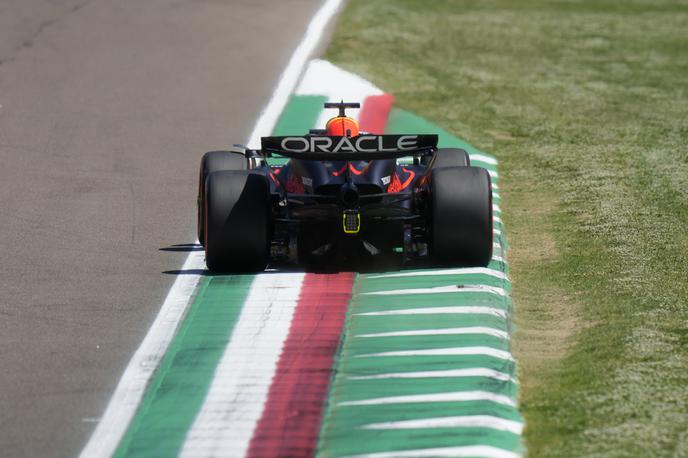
[506,187,581,390]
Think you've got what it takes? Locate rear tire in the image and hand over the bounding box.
[197,151,247,246]
[425,148,470,168]
[429,166,492,266]
[204,170,271,272]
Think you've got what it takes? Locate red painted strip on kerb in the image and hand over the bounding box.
[359,93,394,134]
[246,272,355,458]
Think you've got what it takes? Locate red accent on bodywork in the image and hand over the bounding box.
[348,163,364,175]
[332,163,366,177]
[331,163,348,177]
[268,168,282,186]
[246,273,354,458]
[285,172,305,193]
[387,167,415,193]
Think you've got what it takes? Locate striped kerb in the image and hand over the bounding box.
[110,59,520,458]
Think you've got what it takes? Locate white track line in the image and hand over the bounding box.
[180,273,304,457]
[469,153,498,166]
[366,267,508,281]
[348,368,516,383]
[362,285,507,297]
[355,326,508,340]
[337,391,516,407]
[79,250,206,458]
[339,445,520,458]
[362,415,523,434]
[81,0,343,455]
[246,0,345,148]
[355,347,514,362]
[296,59,384,127]
[357,306,507,319]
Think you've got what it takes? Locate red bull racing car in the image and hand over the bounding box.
[197,102,493,272]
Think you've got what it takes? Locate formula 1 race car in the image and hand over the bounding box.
[197,102,492,272]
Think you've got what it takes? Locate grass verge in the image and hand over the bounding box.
[327,1,688,456]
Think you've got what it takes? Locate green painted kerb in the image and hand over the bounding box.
[113,275,253,457]
[386,108,499,178]
[315,108,520,457]
[270,94,328,164]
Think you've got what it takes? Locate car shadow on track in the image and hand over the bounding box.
[159,243,204,252]
[160,242,431,276]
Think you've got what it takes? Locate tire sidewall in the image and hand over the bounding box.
[429,166,493,266]
[197,151,248,245]
[204,170,271,272]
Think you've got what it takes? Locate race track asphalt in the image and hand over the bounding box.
[0,0,328,456]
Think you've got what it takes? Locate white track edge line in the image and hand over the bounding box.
[362,285,507,297]
[80,0,344,455]
[246,0,345,148]
[338,444,520,458]
[354,347,514,362]
[337,391,516,407]
[361,415,523,434]
[365,267,508,280]
[79,249,205,458]
[354,326,509,340]
[469,153,498,165]
[356,306,508,319]
[347,368,516,383]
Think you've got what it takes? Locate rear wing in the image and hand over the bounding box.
[260,134,438,161]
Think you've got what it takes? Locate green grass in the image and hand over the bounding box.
[327,1,688,456]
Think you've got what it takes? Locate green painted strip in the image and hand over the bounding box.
[343,334,510,355]
[332,370,518,402]
[385,108,498,176]
[319,428,520,457]
[113,276,255,458]
[354,291,511,312]
[340,355,515,381]
[342,315,509,336]
[362,273,510,292]
[325,401,522,426]
[273,94,327,135]
[269,94,328,165]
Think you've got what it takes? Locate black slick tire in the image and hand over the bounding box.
[197,151,247,246]
[204,170,271,272]
[429,166,492,266]
[426,148,470,168]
